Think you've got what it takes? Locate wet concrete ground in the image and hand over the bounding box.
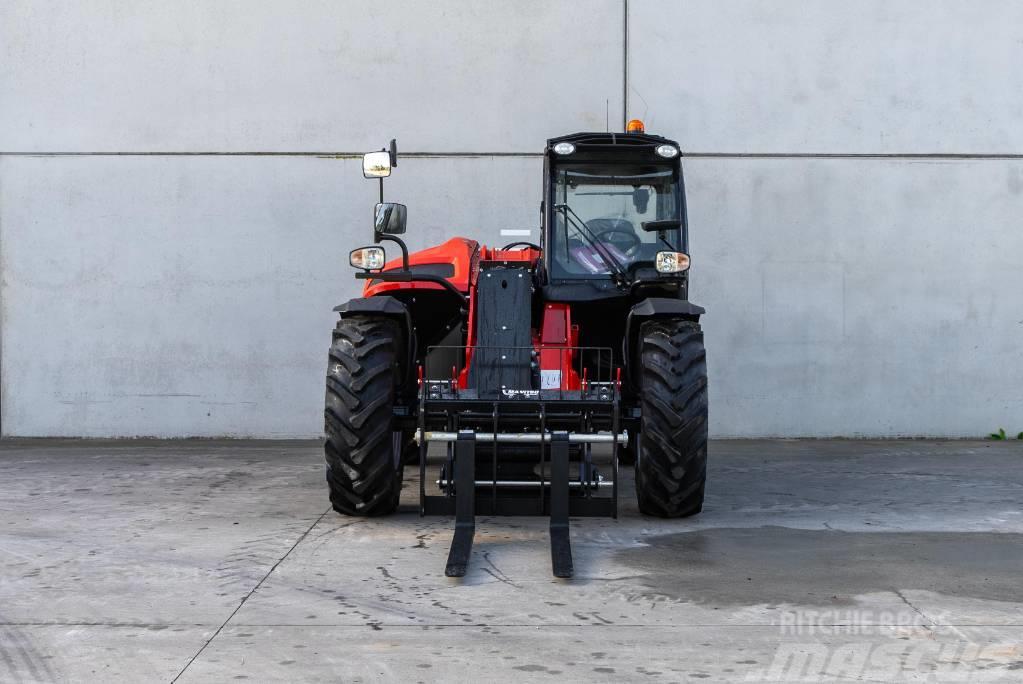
[1,439,1022,682]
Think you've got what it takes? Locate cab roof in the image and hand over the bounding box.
[547,131,679,150]
[545,131,681,163]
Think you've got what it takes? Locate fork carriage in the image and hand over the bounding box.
[416,345,623,577]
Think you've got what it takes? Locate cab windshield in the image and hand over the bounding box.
[549,164,681,279]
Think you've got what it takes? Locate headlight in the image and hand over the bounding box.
[655,144,679,158]
[655,251,690,273]
[553,142,575,155]
[350,246,385,270]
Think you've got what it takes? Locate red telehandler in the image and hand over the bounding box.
[326,122,707,577]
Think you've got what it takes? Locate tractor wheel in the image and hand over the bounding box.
[634,319,708,517]
[324,315,406,516]
[400,431,420,465]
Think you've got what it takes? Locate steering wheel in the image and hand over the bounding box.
[502,241,541,250]
[593,226,641,255]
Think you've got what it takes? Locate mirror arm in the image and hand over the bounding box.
[377,145,388,202]
[375,233,410,271]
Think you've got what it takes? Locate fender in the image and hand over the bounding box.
[333,295,414,386]
[627,297,704,322]
[623,297,705,389]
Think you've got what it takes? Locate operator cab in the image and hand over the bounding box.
[541,125,689,302]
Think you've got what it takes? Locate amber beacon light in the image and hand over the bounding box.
[626,118,645,133]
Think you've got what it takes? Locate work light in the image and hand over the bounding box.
[553,142,575,155]
[655,144,679,158]
[655,251,690,273]
[350,246,385,270]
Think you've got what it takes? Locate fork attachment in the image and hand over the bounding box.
[423,427,623,579]
[441,430,574,578]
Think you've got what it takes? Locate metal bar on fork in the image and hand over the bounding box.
[419,431,627,444]
[491,403,499,512]
[612,372,620,520]
[538,403,546,514]
[583,410,593,498]
[418,367,428,515]
[577,345,583,395]
[435,479,611,489]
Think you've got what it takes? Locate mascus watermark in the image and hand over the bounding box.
[746,641,1023,682]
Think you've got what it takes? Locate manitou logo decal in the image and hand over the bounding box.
[501,389,540,399]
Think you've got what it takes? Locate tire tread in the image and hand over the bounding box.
[324,315,403,516]
[635,319,709,517]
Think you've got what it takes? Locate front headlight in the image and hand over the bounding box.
[350,246,385,270]
[655,144,679,158]
[655,251,690,273]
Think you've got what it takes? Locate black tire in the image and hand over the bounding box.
[324,315,405,516]
[400,431,420,465]
[634,319,708,517]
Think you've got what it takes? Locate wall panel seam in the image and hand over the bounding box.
[2,152,1022,160]
[623,0,629,129]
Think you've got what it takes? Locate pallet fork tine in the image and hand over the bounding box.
[548,431,573,577]
[444,431,477,577]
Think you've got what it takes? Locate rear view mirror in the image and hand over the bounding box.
[632,188,650,213]
[374,202,407,235]
[363,151,392,178]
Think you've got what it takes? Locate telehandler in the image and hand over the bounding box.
[326,122,707,577]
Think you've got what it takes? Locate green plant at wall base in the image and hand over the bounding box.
[987,428,1023,440]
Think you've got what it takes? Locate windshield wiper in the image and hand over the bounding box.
[553,204,631,287]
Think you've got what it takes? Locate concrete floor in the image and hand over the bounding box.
[1,440,1022,682]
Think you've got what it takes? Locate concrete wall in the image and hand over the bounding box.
[2,1,1022,437]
